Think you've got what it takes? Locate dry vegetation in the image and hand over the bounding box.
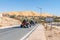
[43,23,60,40]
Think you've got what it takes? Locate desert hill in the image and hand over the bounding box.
[40,13,54,17]
[2,11,54,17]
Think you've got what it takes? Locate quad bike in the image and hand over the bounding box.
[20,22,31,28]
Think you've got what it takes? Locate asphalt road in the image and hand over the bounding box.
[0,24,39,40]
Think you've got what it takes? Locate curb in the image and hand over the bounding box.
[20,24,39,40]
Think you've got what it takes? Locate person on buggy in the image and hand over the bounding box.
[29,19,35,25]
[20,19,31,28]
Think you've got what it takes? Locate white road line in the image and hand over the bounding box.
[20,24,39,40]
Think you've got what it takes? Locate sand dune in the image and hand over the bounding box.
[2,11,54,17]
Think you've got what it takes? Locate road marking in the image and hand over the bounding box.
[20,24,39,40]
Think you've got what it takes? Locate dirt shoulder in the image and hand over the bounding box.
[26,24,46,40]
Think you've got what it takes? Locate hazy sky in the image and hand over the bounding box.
[0,0,60,16]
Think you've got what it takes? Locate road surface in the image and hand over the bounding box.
[0,24,39,40]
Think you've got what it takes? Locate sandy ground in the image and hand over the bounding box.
[26,23,60,40]
[26,24,46,40]
[0,17,21,27]
[45,24,60,40]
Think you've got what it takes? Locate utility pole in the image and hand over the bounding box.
[37,7,42,16]
[40,8,42,15]
[37,7,42,23]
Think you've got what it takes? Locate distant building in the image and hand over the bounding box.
[45,17,54,23]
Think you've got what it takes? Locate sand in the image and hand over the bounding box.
[0,17,21,27]
[26,24,46,40]
[45,25,60,40]
[2,11,54,17]
[26,24,60,40]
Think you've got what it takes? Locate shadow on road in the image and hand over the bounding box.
[12,26,21,28]
[12,26,29,29]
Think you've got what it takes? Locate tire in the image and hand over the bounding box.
[20,25,23,28]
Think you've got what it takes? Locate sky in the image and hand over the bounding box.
[0,0,60,16]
